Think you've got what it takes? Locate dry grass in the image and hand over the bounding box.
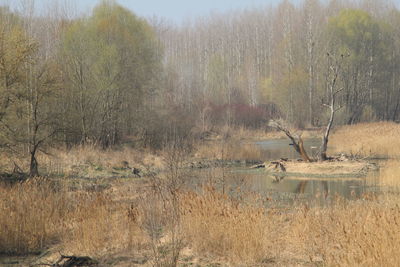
[294,195,400,266]
[0,178,146,258]
[194,140,263,161]
[179,188,400,266]
[2,153,400,266]
[206,125,321,141]
[37,145,165,177]
[272,160,374,176]
[0,178,68,255]
[179,187,287,264]
[378,160,400,190]
[0,145,166,177]
[62,193,146,257]
[330,121,400,158]
[231,126,269,140]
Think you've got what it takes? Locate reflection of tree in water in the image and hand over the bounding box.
[295,180,329,199]
[272,173,285,183]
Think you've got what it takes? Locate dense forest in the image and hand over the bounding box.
[1,0,400,173]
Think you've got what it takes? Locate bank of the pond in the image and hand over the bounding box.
[261,160,380,178]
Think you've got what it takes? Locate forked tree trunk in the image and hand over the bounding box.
[320,53,345,161]
[30,148,39,177]
[269,120,312,162]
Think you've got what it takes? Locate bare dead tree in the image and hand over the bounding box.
[320,53,346,161]
[268,119,312,162]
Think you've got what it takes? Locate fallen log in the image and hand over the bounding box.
[33,255,99,267]
[250,163,266,169]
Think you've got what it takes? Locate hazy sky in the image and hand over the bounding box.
[5,0,399,24]
[59,0,302,23]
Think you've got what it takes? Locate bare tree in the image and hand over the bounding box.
[320,53,346,161]
[268,119,312,162]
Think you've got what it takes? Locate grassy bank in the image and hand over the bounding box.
[330,121,400,158]
[1,173,400,266]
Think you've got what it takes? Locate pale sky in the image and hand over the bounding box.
[4,0,400,24]
[83,0,302,22]
[8,0,302,23]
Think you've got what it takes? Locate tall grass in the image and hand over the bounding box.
[330,121,400,158]
[2,148,400,265]
[36,145,165,176]
[179,188,400,266]
[179,187,286,264]
[194,140,263,161]
[0,178,68,255]
[378,160,400,191]
[294,195,400,266]
[0,178,146,257]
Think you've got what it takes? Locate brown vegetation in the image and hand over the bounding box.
[194,140,263,162]
[266,160,377,177]
[0,178,67,255]
[0,178,146,258]
[1,161,400,266]
[330,122,400,158]
[179,187,285,264]
[378,160,400,190]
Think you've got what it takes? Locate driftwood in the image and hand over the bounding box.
[267,161,287,183]
[268,120,312,162]
[33,255,99,267]
[250,163,266,169]
[270,161,287,172]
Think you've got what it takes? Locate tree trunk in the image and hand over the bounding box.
[30,149,39,177]
[298,137,312,162]
[320,103,335,161]
[320,53,345,161]
[268,120,312,162]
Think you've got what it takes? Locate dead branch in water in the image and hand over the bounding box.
[268,120,312,162]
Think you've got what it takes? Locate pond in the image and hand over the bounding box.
[255,138,322,160]
[193,138,382,204]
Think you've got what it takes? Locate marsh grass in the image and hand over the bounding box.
[0,178,67,255]
[179,187,287,264]
[0,178,146,258]
[194,140,263,161]
[36,145,165,177]
[330,121,400,158]
[378,160,400,190]
[2,144,400,265]
[178,188,400,266]
[294,194,400,266]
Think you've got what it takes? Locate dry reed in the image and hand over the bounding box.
[330,121,400,158]
[179,188,400,266]
[36,145,165,176]
[2,148,400,266]
[0,178,146,258]
[179,187,287,264]
[293,195,400,266]
[377,160,400,191]
[194,140,263,161]
[0,178,68,255]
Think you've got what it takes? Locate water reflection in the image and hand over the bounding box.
[190,138,383,204]
[255,138,321,160]
[247,170,379,199]
[191,166,380,203]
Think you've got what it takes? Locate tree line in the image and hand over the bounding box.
[156,0,400,128]
[0,0,400,175]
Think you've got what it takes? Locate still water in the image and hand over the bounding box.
[194,139,381,202]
